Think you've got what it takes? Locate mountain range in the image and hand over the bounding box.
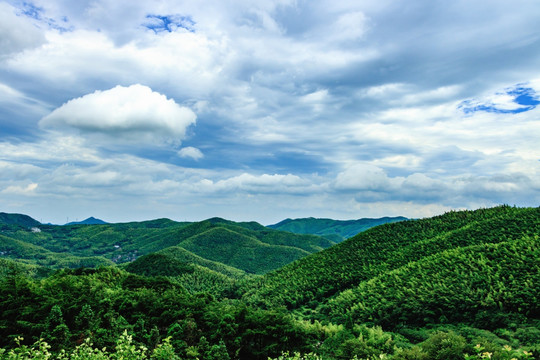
[268,216,407,242]
[0,205,538,359]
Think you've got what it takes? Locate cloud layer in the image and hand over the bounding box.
[1,0,539,224]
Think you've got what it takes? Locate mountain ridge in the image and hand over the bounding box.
[268,216,408,241]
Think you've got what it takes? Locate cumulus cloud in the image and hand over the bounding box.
[334,164,399,192]
[178,147,204,160]
[40,84,196,145]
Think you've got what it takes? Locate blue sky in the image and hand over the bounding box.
[1,0,539,224]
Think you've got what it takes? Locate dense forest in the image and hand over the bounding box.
[268,216,407,242]
[0,206,539,359]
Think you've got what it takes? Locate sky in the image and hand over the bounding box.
[1,0,539,225]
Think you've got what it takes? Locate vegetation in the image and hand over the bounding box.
[242,206,540,311]
[0,205,539,359]
[0,217,332,273]
[268,216,407,242]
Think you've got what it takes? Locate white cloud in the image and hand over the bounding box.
[1,183,38,195]
[2,0,540,224]
[0,160,44,180]
[198,173,314,194]
[0,2,45,57]
[40,84,196,145]
[332,11,369,41]
[178,147,204,160]
[334,164,400,192]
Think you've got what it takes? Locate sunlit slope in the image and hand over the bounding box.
[325,234,539,329]
[243,206,540,310]
[178,227,311,274]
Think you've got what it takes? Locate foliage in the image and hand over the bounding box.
[1,216,332,274]
[243,206,540,312]
[1,206,539,359]
[268,216,407,242]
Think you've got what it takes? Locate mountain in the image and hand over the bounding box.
[268,216,407,242]
[0,216,333,274]
[244,206,540,317]
[1,206,539,359]
[65,216,108,225]
[0,212,41,228]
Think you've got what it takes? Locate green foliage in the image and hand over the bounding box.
[0,336,53,360]
[177,226,311,274]
[268,216,407,242]
[268,351,323,360]
[2,216,331,275]
[0,212,41,228]
[243,206,540,312]
[1,206,540,360]
[324,235,540,330]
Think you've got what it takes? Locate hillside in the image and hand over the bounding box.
[268,216,407,242]
[0,215,333,274]
[0,212,40,228]
[178,227,311,274]
[325,235,540,329]
[0,206,539,359]
[124,246,250,296]
[0,233,115,269]
[243,206,540,312]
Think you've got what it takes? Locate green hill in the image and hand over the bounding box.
[325,234,540,329]
[243,206,540,312]
[0,212,41,228]
[178,227,311,274]
[154,246,246,278]
[268,216,407,242]
[1,206,539,359]
[124,247,250,296]
[0,233,115,269]
[0,216,333,275]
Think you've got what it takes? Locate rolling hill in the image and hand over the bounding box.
[65,216,108,225]
[1,206,539,359]
[268,216,407,242]
[0,214,334,274]
[0,212,41,228]
[243,206,540,318]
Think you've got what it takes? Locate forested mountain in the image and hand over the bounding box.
[243,206,540,313]
[0,206,539,360]
[0,215,333,274]
[268,216,407,242]
[0,212,41,228]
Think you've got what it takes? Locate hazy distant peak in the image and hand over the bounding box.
[66,217,108,225]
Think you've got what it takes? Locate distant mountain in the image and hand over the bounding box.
[0,212,41,228]
[268,216,407,242]
[1,215,333,274]
[66,216,108,225]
